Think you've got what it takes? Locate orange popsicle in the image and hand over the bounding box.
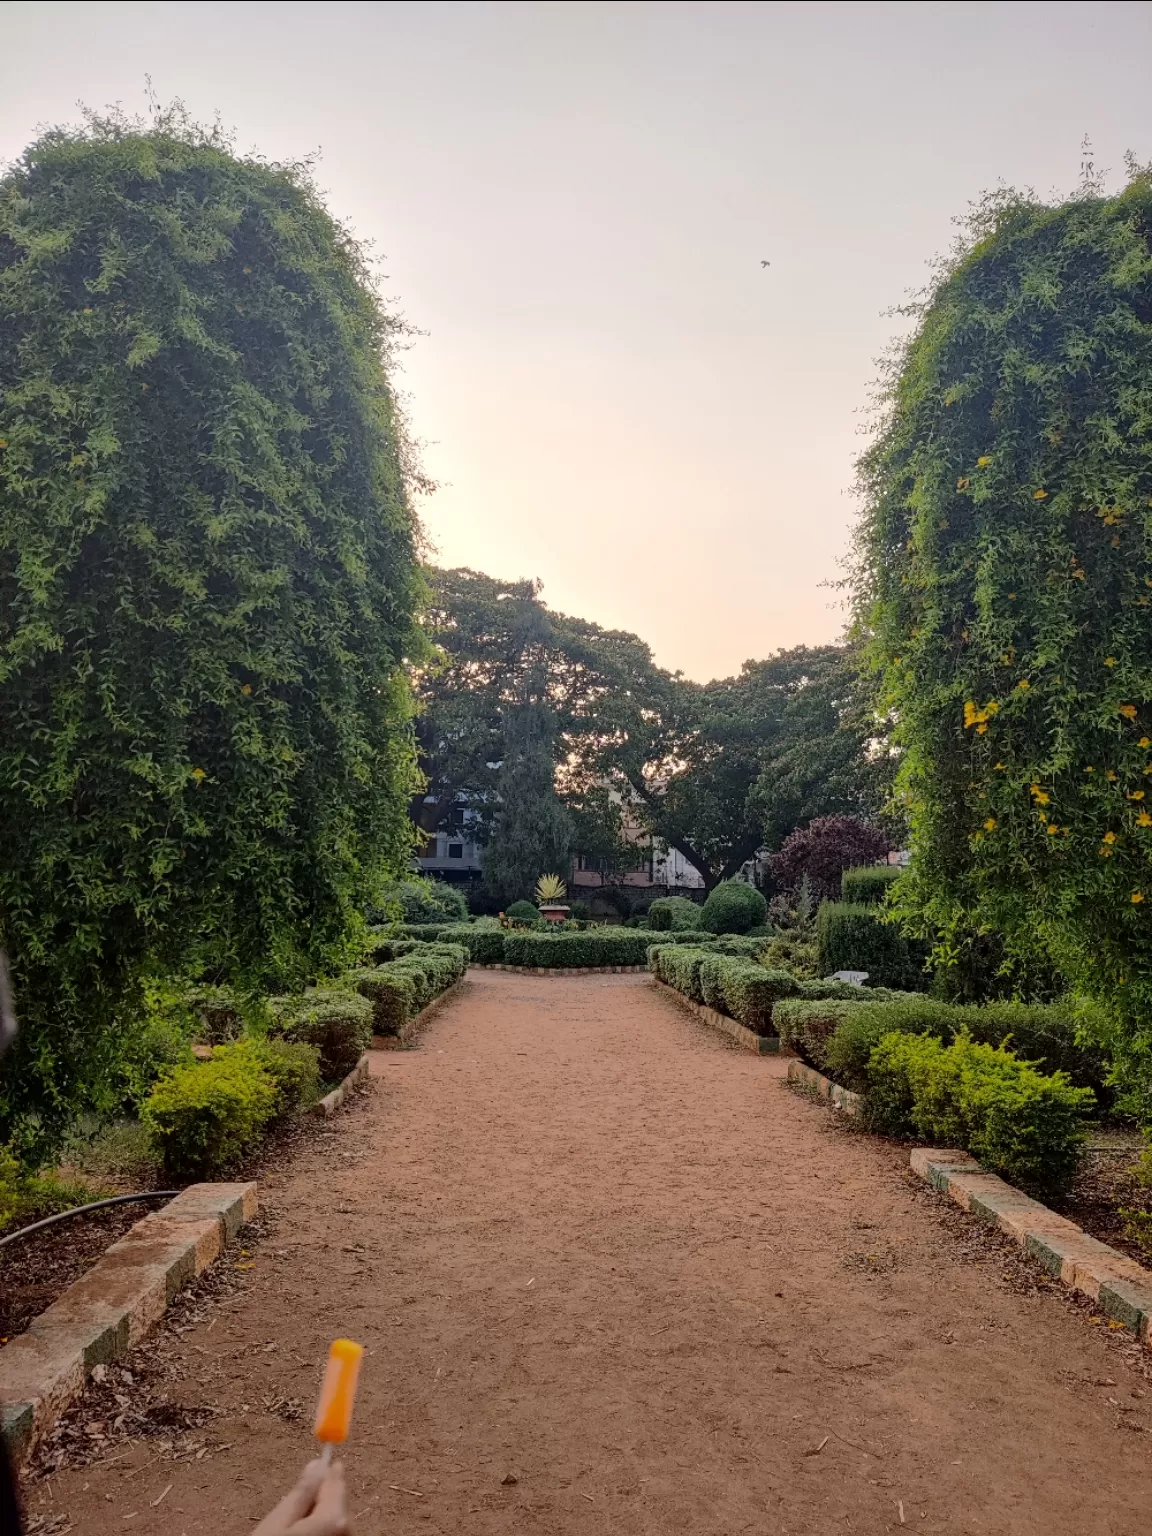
[314,1338,364,1453]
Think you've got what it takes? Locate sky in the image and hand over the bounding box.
[2,2,1150,680]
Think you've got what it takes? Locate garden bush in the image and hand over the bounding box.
[867,1032,1094,1192]
[705,934,771,959]
[506,900,541,923]
[343,942,468,1034]
[0,1147,96,1236]
[248,1039,321,1117]
[267,989,374,1080]
[817,902,927,989]
[840,866,900,905]
[648,897,704,932]
[698,958,798,1032]
[142,1041,279,1178]
[645,930,716,948]
[699,881,768,935]
[375,878,469,926]
[0,113,422,1155]
[649,945,713,1003]
[502,931,652,968]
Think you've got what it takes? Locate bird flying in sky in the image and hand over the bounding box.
[760,259,770,267]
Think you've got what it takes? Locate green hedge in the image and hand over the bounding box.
[343,941,468,1034]
[506,900,541,922]
[267,988,375,1080]
[143,1041,280,1178]
[501,930,652,968]
[648,896,705,932]
[840,866,900,904]
[645,929,716,948]
[651,946,802,1034]
[817,902,926,989]
[867,1032,1093,1192]
[699,881,768,935]
[776,994,1110,1100]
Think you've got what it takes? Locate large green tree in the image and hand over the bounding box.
[0,112,421,1146]
[855,169,1152,1085]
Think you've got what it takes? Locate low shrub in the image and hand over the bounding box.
[268,989,375,1079]
[699,958,798,1032]
[506,900,541,923]
[761,933,820,978]
[142,1041,279,1178]
[699,881,768,935]
[705,934,771,959]
[0,1147,99,1235]
[116,1012,196,1109]
[249,1038,321,1116]
[816,902,927,990]
[774,998,866,1066]
[649,944,713,1002]
[648,896,704,932]
[646,929,716,948]
[436,924,505,964]
[840,866,901,905]
[867,1031,1093,1192]
[182,984,245,1044]
[501,930,652,968]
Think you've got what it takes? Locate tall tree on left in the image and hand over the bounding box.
[0,110,423,1152]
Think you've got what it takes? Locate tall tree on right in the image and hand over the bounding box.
[854,166,1152,1098]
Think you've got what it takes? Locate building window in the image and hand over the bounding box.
[448,843,464,859]
[449,806,467,827]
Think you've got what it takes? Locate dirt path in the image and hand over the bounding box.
[29,972,1152,1534]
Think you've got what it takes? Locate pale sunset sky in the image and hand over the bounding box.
[2,1,1149,678]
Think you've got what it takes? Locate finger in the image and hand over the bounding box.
[252,1458,326,1532]
[295,1461,349,1535]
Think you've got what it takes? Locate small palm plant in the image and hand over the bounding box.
[535,873,568,905]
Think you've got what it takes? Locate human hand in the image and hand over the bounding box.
[252,1457,349,1535]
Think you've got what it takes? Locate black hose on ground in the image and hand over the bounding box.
[0,1190,181,1251]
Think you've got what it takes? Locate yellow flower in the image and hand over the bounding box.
[1034,489,1049,500]
[1101,847,1114,858]
[994,762,1007,770]
[1120,704,1138,718]
[1017,679,1030,690]
[1102,830,1117,844]
[1047,823,1060,836]
[241,683,253,696]
[1137,812,1152,827]
[1133,892,1145,904]
[1085,766,1096,773]
[191,768,207,781]
[1105,657,1118,668]
[1141,737,1152,748]
[1007,592,1017,600]
[1072,568,1086,579]
[1112,536,1121,548]
[984,817,997,831]
[957,477,970,490]
[0,440,7,449]
[1130,790,1146,801]
[1108,770,1119,781]
[243,266,253,274]
[82,307,93,314]
[976,722,988,734]
[977,456,992,467]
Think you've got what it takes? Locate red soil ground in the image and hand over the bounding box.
[24,971,1152,1534]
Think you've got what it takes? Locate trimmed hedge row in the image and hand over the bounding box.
[649,946,876,1034]
[866,1032,1093,1193]
[268,988,375,1079]
[774,995,1110,1099]
[501,930,653,968]
[840,866,901,904]
[343,941,468,1034]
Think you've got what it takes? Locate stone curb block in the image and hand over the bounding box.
[0,1181,257,1466]
[312,1052,371,1117]
[911,1149,1152,1344]
[785,1059,863,1115]
[652,979,781,1055]
[474,964,649,976]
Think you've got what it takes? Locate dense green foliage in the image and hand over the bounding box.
[647,896,704,931]
[697,957,796,1032]
[143,1040,280,1177]
[506,901,541,922]
[866,1032,1093,1192]
[267,988,374,1079]
[817,902,926,989]
[854,169,1152,1096]
[841,866,901,905]
[502,930,652,968]
[343,941,467,1033]
[0,112,422,1150]
[376,879,468,926]
[699,881,768,935]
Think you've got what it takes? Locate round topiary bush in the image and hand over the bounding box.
[505,900,540,923]
[0,110,422,1151]
[699,881,768,935]
[648,896,704,932]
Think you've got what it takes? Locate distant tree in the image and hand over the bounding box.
[768,817,891,904]
[0,112,421,1150]
[482,702,573,907]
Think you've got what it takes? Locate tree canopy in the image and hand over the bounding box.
[0,112,422,1147]
[854,167,1152,1078]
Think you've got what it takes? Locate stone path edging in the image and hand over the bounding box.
[312,1052,371,1116]
[911,1148,1152,1346]
[0,1181,258,1465]
[652,978,781,1054]
[786,1058,864,1114]
[476,964,649,976]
